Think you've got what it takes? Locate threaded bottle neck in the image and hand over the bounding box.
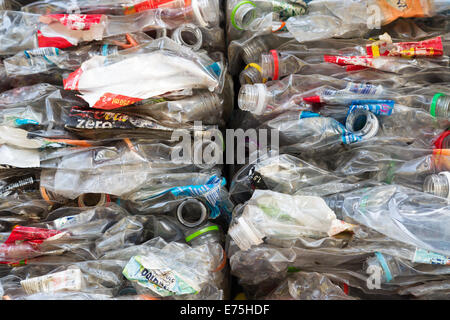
[431,94,450,119]
[345,110,379,139]
[238,84,269,115]
[423,173,450,198]
[192,0,220,27]
[200,91,221,111]
[233,2,257,30]
[171,23,203,51]
[241,38,268,64]
[260,53,274,80]
[239,66,263,85]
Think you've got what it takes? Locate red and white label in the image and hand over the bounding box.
[324,55,374,67]
[40,14,104,31]
[92,93,143,110]
[0,226,61,265]
[367,36,443,58]
[123,0,189,14]
[37,30,74,49]
[63,67,84,91]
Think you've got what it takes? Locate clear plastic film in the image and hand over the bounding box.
[285,0,447,44]
[0,2,220,55]
[62,37,224,109]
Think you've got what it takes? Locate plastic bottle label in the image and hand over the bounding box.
[122,255,198,296]
[20,269,83,294]
[24,47,60,61]
[413,248,450,265]
[348,100,395,116]
[377,0,431,25]
[367,36,443,58]
[344,83,384,96]
[124,0,188,15]
[0,175,38,197]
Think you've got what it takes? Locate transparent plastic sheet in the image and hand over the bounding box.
[39,160,223,199]
[62,37,224,109]
[0,204,131,264]
[255,108,446,158]
[227,148,450,206]
[227,11,450,76]
[237,74,450,117]
[285,0,449,43]
[226,0,309,42]
[227,220,450,299]
[21,0,216,18]
[0,61,66,93]
[3,32,154,77]
[0,0,22,10]
[0,83,227,168]
[0,237,227,299]
[332,184,450,256]
[0,3,220,55]
[229,151,382,204]
[263,271,357,300]
[239,34,450,84]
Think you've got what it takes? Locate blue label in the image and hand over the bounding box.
[299,112,361,145]
[140,175,229,219]
[14,119,39,127]
[208,62,222,77]
[375,252,393,283]
[171,176,226,219]
[349,100,394,116]
[102,44,109,56]
[299,111,321,119]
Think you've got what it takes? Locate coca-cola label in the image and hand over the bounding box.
[66,107,169,131]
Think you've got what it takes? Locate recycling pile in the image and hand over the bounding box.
[0,0,233,300]
[226,0,450,299]
[1,0,450,301]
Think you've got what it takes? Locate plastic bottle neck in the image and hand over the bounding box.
[191,0,219,27]
[345,109,379,139]
[228,207,265,251]
[240,65,264,85]
[260,53,275,80]
[199,91,221,111]
[232,1,257,30]
[238,83,272,115]
[431,93,450,119]
[423,172,450,198]
[241,37,269,64]
[171,23,203,51]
